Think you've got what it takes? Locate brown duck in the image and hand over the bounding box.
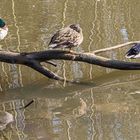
[48,24,83,50]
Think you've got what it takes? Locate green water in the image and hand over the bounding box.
[0,0,140,139]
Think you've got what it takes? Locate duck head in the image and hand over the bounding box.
[69,24,82,33]
[125,43,140,59]
[0,18,6,28]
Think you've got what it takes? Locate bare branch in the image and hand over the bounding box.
[28,61,66,81]
[93,41,140,54]
[0,41,140,82]
[44,61,57,67]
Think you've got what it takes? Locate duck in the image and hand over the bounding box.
[48,24,83,50]
[125,43,140,59]
[0,18,8,40]
[0,111,13,130]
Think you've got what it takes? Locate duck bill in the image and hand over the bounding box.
[125,53,136,59]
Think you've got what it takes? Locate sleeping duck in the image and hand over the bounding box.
[48,24,83,50]
[125,43,140,58]
[0,18,8,40]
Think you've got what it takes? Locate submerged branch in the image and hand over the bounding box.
[0,41,140,81]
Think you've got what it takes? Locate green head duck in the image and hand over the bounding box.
[0,18,8,40]
[0,18,6,28]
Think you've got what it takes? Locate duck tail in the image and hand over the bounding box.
[125,43,140,59]
[48,43,58,49]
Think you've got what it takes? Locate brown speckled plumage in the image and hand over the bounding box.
[48,24,83,49]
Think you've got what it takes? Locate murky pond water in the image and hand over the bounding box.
[0,0,140,139]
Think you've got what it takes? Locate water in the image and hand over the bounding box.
[0,0,140,139]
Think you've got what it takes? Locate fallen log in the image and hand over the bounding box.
[0,41,140,82]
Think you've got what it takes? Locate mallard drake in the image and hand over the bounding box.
[48,24,83,50]
[125,43,140,58]
[0,18,8,40]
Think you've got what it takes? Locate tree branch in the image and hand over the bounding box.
[93,41,140,54]
[28,61,68,81]
[0,41,140,82]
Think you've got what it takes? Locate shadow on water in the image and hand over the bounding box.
[0,70,139,139]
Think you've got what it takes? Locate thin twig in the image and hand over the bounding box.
[93,41,140,54]
[28,61,71,82]
[44,61,57,67]
[21,99,34,109]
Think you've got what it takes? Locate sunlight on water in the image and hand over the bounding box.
[0,0,140,139]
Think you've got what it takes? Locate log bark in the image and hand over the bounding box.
[0,41,140,82]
